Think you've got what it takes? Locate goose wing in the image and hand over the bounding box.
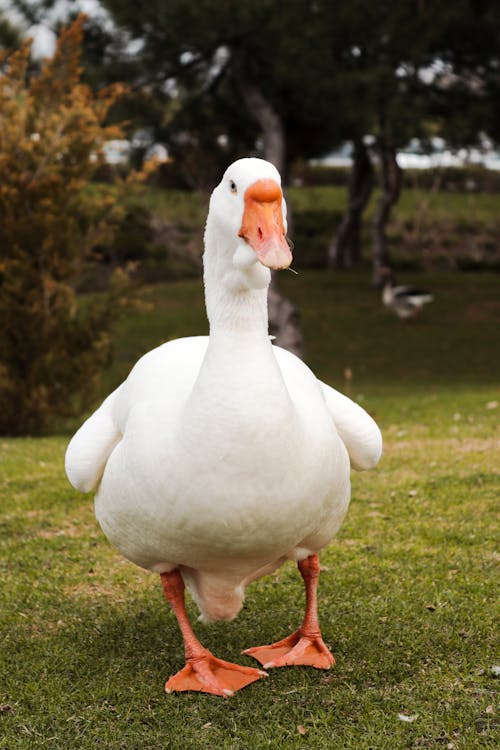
[319,381,382,471]
[65,336,209,494]
[65,385,123,493]
[393,285,433,305]
[272,344,382,472]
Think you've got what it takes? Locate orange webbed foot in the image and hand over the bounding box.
[165,651,267,697]
[243,629,335,670]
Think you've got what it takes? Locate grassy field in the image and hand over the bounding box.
[1,270,499,748]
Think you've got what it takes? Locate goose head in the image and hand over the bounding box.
[204,158,292,297]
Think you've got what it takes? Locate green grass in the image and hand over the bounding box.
[1,271,499,748]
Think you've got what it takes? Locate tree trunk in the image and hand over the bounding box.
[232,50,286,175]
[372,141,402,286]
[328,136,374,268]
[267,282,304,359]
[241,82,286,174]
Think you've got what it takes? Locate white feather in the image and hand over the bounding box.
[318,380,382,471]
[65,386,123,493]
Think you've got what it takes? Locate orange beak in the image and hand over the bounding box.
[238,179,292,270]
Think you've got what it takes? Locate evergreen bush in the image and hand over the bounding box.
[0,17,148,434]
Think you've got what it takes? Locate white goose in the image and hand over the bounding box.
[66,158,382,697]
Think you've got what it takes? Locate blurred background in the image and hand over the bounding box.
[0,0,499,434]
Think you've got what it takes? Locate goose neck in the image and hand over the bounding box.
[203,221,271,336]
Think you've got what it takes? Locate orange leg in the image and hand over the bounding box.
[160,570,267,697]
[243,554,335,670]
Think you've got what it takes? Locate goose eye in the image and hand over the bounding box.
[229,180,237,194]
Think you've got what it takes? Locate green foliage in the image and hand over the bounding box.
[75,1,500,270]
[99,202,155,265]
[0,10,21,49]
[0,17,146,435]
[93,1,488,160]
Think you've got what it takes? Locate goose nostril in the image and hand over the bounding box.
[258,227,263,241]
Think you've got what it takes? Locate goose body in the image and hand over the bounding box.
[66,158,382,695]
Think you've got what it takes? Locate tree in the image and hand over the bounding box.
[424,2,500,147]
[0,17,143,435]
[322,1,436,280]
[326,1,500,281]
[328,137,374,269]
[0,10,22,49]
[18,0,500,290]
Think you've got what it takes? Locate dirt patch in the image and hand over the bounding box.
[64,565,150,602]
[38,522,98,539]
[384,436,500,454]
[64,580,128,600]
